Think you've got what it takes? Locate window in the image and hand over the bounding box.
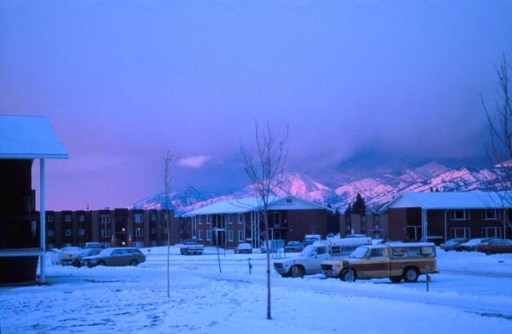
[47,229,54,237]
[482,209,501,220]
[391,247,406,257]
[420,247,435,257]
[207,230,212,241]
[100,228,111,238]
[271,212,281,226]
[197,230,203,240]
[369,248,384,258]
[64,229,72,237]
[238,230,244,242]
[100,215,111,224]
[79,215,85,222]
[79,229,85,236]
[450,227,470,239]
[135,228,143,237]
[64,215,72,223]
[482,227,501,238]
[47,215,54,223]
[207,216,212,224]
[228,230,233,242]
[450,210,470,221]
[238,214,244,224]
[134,214,143,224]
[226,214,232,224]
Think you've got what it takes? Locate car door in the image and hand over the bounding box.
[305,246,329,274]
[111,249,125,266]
[355,247,390,279]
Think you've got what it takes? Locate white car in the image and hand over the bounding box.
[234,243,253,254]
[50,247,81,265]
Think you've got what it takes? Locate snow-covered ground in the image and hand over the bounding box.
[1,247,511,333]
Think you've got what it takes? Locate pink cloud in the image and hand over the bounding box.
[178,155,209,168]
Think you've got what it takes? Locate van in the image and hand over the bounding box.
[321,242,437,283]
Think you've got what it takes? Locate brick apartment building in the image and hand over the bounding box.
[182,196,338,249]
[42,208,181,249]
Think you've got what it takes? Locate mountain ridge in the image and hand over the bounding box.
[132,161,504,215]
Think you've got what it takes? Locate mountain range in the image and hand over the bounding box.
[132,161,504,215]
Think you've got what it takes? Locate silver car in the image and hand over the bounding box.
[82,247,146,267]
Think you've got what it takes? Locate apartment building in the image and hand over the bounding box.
[44,208,181,249]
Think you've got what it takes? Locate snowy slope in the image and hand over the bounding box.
[134,162,508,213]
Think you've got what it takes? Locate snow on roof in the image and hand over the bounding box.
[183,195,333,217]
[0,115,68,159]
[380,191,512,211]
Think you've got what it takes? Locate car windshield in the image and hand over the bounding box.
[349,246,369,259]
[97,248,113,256]
[298,245,315,257]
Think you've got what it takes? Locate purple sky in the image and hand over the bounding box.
[1,0,511,210]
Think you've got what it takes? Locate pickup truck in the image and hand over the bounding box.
[180,240,204,255]
[273,237,372,278]
[321,242,437,283]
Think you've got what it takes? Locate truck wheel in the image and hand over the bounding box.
[389,276,402,283]
[129,259,138,266]
[341,269,355,282]
[403,267,419,282]
[291,265,304,278]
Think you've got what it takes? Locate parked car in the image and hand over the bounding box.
[180,240,204,255]
[322,242,438,283]
[72,248,102,267]
[85,242,102,249]
[82,247,146,268]
[284,241,304,253]
[303,234,321,246]
[476,238,512,254]
[50,246,82,265]
[234,243,253,254]
[459,238,491,251]
[440,238,468,252]
[274,238,372,278]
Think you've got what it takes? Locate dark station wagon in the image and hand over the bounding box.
[82,247,146,268]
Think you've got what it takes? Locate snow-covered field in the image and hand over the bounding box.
[1,246,511,334]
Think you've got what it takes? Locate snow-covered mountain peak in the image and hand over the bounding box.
[133,162,509,214]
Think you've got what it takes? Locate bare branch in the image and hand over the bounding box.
[240,120,288,320]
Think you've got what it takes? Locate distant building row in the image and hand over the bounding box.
[32,192,512,250]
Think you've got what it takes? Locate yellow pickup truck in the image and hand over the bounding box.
[321,242,437,283]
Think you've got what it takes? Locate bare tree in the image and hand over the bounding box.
[483,56,512,185]
[482,56,512,237]
[240,121,287,320]
[162,150,173,298]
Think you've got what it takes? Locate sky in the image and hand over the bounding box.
[1,0,511,210]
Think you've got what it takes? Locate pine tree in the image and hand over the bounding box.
[352,193,366,214]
